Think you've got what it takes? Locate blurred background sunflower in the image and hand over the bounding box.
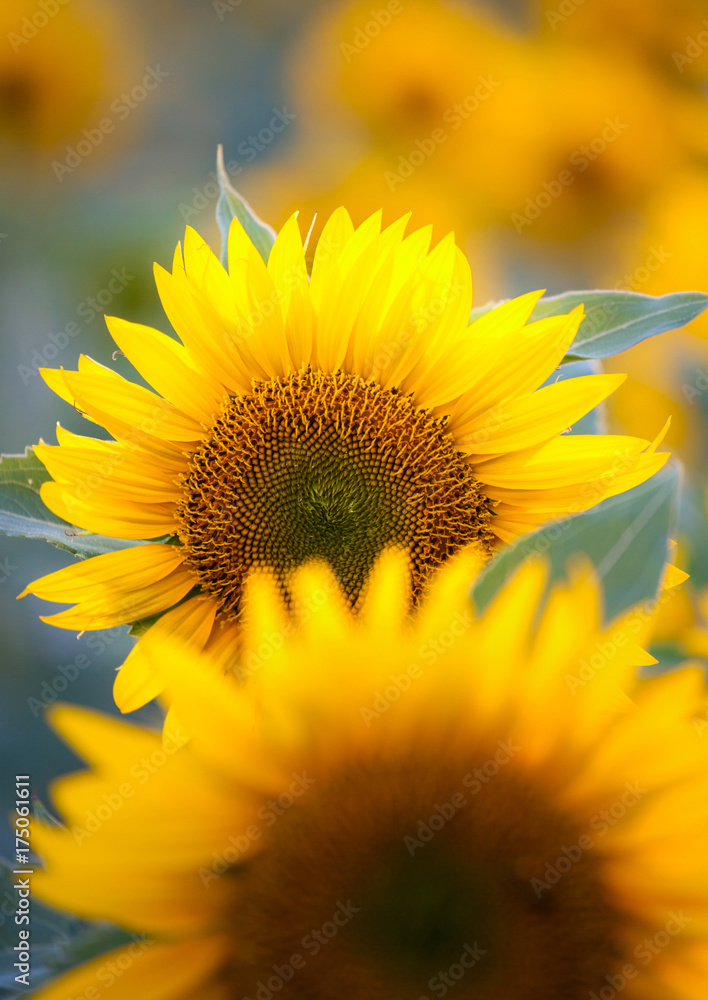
[3,0,708,877]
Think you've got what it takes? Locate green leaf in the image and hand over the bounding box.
[473,463,679,623]
[0,448,52,490]
[469,290,708,361]
[0,450,141,559]
[216,144,276,267]
[534,289,708,360]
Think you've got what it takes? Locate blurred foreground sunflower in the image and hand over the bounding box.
[20,209,666,713]
[32,555,708,999]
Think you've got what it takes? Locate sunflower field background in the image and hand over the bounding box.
[3,0,708,995]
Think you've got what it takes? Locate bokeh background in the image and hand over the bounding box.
[3,0,708,855]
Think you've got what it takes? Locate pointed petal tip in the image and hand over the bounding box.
[45,701,89,735]
[651,416,672,451]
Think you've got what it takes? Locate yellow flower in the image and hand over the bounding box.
[31,555,708,999]
[532,0,708,85]
[0,0,140,158]
[653,575,708,662]
[507,43,701,240]
[602,166,708,471]
[249,0,707,243]
[613,167,708,340]
[20,210,665,713]
[644,542,708,666]
[250,0,548,237]
[332,0,544,223]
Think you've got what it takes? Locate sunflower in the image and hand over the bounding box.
[0,0,140,157]
[602,166,708,469]
[31,554,708,999]
[612,167,708,342]
[531,0,708,85]
[254,0,549,237]
[252,0,708,244]
[20,210,666,714]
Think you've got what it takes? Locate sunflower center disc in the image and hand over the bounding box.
[177,370,496,619]
[224,758,626,997]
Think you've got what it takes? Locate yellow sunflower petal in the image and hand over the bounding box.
[52,425,187,475]
[18,543,184,602]
[343,214,415,373]
[153,261,252,395]
[38,563,196,631]
[394,242,475,400]
[460,373,627,455]
[39,481,177,539]
[40,365,104,425]
[477,434,650,489]
[413,291,545,412]
[40,365,191,460]
[31,937,229,1000]
[266,212,314,368]
[60,369,204,444]
[314,211,383,372]
[448,306,585,429]
[114,595,219,713]
[226,219,292,377]
[140,633,287,792]
[308,205,355,312]
[34,440,185,503]
[106,315,224,422]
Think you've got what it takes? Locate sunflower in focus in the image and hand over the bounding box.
[31,555,708,999]
[20,209,666,714]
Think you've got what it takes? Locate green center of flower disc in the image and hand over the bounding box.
[223,757,627,997]
[176,369,495,620]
